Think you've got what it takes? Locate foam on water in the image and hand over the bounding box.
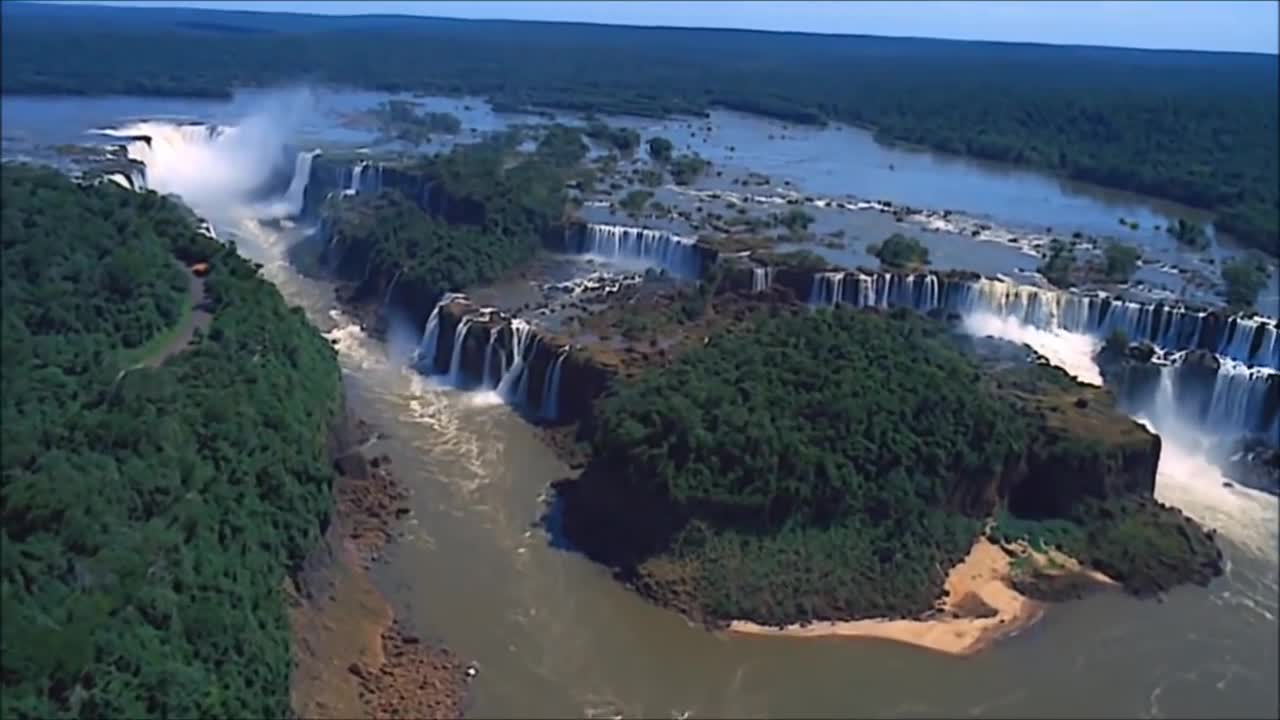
[961,310,1278,558]
[961,310,1103,386]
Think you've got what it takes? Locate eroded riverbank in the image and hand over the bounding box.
[288,411,469,719]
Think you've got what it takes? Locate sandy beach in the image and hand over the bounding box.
[728,537,1115,656]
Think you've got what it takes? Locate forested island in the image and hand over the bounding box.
[1,165,342,717]
[557,309,1222,629]
[2,1,1275,255]
[314,129,577,318]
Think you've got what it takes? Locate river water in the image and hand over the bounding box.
[2,89,1276,719]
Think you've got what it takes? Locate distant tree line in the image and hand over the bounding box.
[3,3,1273,255]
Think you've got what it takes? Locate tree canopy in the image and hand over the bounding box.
[868,233,930,270]
[2,165,341,718]
[321,132,574,311]
[1102,242,1141,283]
[561,307,1222,625]
[564,309,1028,624]
[1221,256,1270,311]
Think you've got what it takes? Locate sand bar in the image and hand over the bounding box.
[728,538,1111,656]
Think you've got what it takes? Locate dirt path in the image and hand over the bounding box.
[112,260,212,387]
[142,259,213,368]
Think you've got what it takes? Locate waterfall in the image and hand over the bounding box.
[103,172,133,190]
[481,328,500,389]
[495,319,535,400]
[413,292,466,374]
[345,161,366,195]
[566,224,702,278]
[446,315,475,386]
[751,267,774,293]
[515,336,541,405]
[1204,361,1277,437]
[798,269,1279,371]
[809,272,845,307]
[1218,316,1278,366]
[94,120,315,219]
[1154,363,1178,422]
[271,149,319,218]
[540,350,568,420]
[383,269,402,308]
[1113,351,1278,441]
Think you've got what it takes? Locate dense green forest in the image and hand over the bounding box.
[3,2,1275,255]
[560,309,1221,624]
[322,131,572,310]
[1,165,341,717]
[562,309,1026,624]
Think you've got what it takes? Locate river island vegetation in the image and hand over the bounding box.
[1221,256,1270,311]
[584,118,641,155]
[373,99,462,146]
[559,309,1221,626]
[1102,242,1141,283]
[868,233,931,271]
[3,2,1274,256]
[1,165,341,718]
[1038,239,1079,289]
[319,131,573,308]
[646,137,675,164]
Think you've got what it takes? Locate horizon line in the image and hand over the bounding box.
[22,0,1280,57]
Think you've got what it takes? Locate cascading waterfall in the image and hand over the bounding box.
[801,269,1278,370]
[341,160,384,196]
[1218,316,1278,366]
[482,328,500,389]
[412,306,570,420]
[495,319,535,401]
[565,224,703,278]
[514,336,541,406]
[540,350,568,420]
[751,266,774,293]
[344,161,366,195]
[447,315,476,386]
[801,267,1277,440]
[96,121,285,213]
[413,292,466,373]
[1110,351,1278,441]
[809,271,944,312]
[271,149,320,217]
[1205,361,1277,437]
[809,272,845,306]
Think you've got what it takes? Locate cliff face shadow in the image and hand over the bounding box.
[285,221,336,281]
[534,483,579,553]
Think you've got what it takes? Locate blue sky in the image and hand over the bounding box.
[59,1,1280,53]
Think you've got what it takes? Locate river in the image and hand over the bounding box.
[2,88,1276,719]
